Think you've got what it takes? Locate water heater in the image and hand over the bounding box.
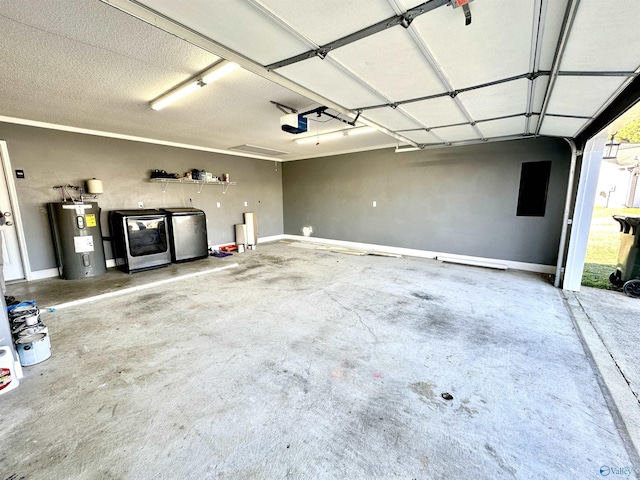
[47,202,107,279]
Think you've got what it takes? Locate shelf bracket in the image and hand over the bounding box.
[196,181,205,194]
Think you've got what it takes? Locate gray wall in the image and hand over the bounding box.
[0,122,283,271]
[282,137,571,265]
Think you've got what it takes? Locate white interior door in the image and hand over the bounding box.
[0,142,26,282]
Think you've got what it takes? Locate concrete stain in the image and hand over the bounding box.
[454,398,479,418]
[411,292,440,302]
[484,443,517,476]
[340,359,356,370]
[137,292,164,303]
[410,381,438,401]
[411,311,458,336]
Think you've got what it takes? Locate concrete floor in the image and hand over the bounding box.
[1,242,637,479]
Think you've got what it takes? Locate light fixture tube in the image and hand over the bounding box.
[346,126,375,136]
[150,81,202,111]
[150,60,239,111]
[293,126,376,145]
[201,61,239,84]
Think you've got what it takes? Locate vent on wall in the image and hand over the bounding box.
[228,144,289,157]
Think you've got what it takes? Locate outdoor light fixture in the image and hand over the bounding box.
[603,133,620,159]
[293,126,375,145]
[150,60,239,111]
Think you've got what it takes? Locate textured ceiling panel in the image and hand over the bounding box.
[538,116,589,138]
[412,0,535,88]
[0,5,218,119]
[330,26,447,103]
[546,76,628,118]
[399,130,442,144]
[401,96,468,128]
[457,79,529,120]
[560,0,640,72]
[431,124,479,143]
[135,0,309,65]
[363,107,423,131]
[0,0,637,162]
[275,57,386,109]
[0,0,218,73]
[476,117,526,139]
[257,0,395,46]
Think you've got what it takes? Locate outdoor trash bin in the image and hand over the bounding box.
[610,215,640,297]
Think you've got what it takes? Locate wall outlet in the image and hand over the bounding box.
[217,202,221,208]
[244,201,248,207]
[372,201,377,207]
[138,201,144,208]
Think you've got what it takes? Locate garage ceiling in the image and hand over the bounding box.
[0,0,639,161]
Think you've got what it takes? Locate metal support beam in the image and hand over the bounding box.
[265,0,449,71]
[535,0,581,136]
[525,0,548,135]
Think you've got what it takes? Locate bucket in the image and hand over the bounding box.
[0,346,19,394]
[15,327,51,366]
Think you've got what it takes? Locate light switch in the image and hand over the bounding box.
[217,202,221,208]
[372,201,377,207]
[244,201,248,207]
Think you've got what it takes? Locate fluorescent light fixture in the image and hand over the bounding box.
[201,62,239,84]
[346,126,375,136]
[395,145,421,153]
[150,60,239,111]
[293,126,376,145]
[150,82,202,111]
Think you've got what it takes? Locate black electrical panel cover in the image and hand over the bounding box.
[516,161,552,217]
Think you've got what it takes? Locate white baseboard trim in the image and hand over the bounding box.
[208,235,286,250]
[30,261,117,280]
[29,268,59,280]
[258,234,286,243]
[282,234,556,274]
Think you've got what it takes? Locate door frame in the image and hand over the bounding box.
[0,141,32,281]
[562,134,607,291]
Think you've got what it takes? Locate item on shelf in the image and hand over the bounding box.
[191,169,202,180]
[150,169,179,179]
[185,171,192,180]
[222,173,230,182]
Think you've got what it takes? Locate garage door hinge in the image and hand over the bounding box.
[449,0,473,26]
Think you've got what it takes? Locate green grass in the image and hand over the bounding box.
[582,207,640,288]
